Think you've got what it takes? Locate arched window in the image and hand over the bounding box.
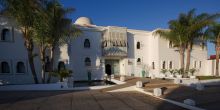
[169,41,173,48]
[137,42,140,49]
[84,39,90,48]
[85,57,91,66]
[16,62,25,73]
[1,62,10,73]
[199,61,202,68]
[169,61,172,69]
[1,29,10,41]
[194,61,197,68]
[152,62,155,69]
[137,58,141,65]
[162,61,166,69]
[58,61,65,71]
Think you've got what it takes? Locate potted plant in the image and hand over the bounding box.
[160,69,167,78]
[176,68,183,78]
[189,68,196,78]
[51,69,72,88]
[120,75,126,81]
[169,69,175,78]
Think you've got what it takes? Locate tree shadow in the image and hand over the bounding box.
[157,80,220,110]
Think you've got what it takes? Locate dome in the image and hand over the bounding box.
[75,17,93,26]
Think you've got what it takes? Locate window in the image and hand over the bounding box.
[152,62,155,69]
[16,62,25,73]
[199,61,202,68]
[169,41,173,48]
[200,42,205,50]
[128,60,133,65]
[84,39,90,48]
[169,61,172,69]
[137,58,141,65]
[1,62,10,73]
[194,61,197,68]
[1,29,10,41]
[137,42,140,49]
[85,57,91,66]
[58,61,65,71]
[162,61,166,69]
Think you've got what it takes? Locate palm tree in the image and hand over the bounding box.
[0,0,40,83]
[206,23,220,76]
[40,0,81,83]
[184,9,220,72]
[154,17,188,70]
[32,0,81,83]
[33,1,51,83]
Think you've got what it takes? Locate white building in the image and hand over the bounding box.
[0,17,213,84]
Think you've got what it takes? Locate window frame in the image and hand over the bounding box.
[85,57,91,66]
[152,62,155,69]
[169,61,173,69]
[137,58,141,65]
[136,42,140,49]
[84,39,91,48]
[58,61,66,71]
[0,61,11,74]
[161,61,166,69]
[16,61,26,74]
[0,28,14,42]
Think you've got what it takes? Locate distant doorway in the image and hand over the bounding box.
[105,64,112,76]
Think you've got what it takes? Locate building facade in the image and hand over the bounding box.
[0,17,212,84]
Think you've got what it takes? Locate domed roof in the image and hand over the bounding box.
[75,17,93,26]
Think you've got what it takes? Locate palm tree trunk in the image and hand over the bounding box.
[216,43,220,76]
[40,47,46,83]
[47,46,55,83]
[179,46,185,70]
[185,43,192,73]
[25,39,39,84]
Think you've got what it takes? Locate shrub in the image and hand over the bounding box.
[161,69,167,74]
[176,68,184,75]
[169,69,175,75]
[189,68,196,76]
[50,69,72,82]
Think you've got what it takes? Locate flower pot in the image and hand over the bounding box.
[111,74,115,79]
[151,75,155,79]
[120,76,126,81]
[190,76,196,79]
[57,81,68,88]
[169,75,174,78]
[160,74,166,78]
[176,75,182,78]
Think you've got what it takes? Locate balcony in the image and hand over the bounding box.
[102,26,127,57]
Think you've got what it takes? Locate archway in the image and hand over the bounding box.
[105,64,112,76]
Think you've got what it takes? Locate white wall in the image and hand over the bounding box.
[69,29,103,81]
[0,17,213,84]
[0,17,42,84]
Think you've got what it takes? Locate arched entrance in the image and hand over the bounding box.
[105,64,112,76]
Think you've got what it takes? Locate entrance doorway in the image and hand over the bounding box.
[105,64,112,75]
[105,60,119,75]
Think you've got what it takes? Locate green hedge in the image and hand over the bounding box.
[197,76,220,80]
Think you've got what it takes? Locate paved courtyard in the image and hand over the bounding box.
[0,90,186,110]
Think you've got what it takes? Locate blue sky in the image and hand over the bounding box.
[60,0,220,56]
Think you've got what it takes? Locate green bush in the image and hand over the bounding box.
[50,69,72,82]
[169,69,175,75]
[189,68,196,76]
[161,69,167,74]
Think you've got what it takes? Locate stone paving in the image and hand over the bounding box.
[0,90,187,110]
[160,85,220,110]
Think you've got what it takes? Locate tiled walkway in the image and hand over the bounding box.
[0,90,186,110]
